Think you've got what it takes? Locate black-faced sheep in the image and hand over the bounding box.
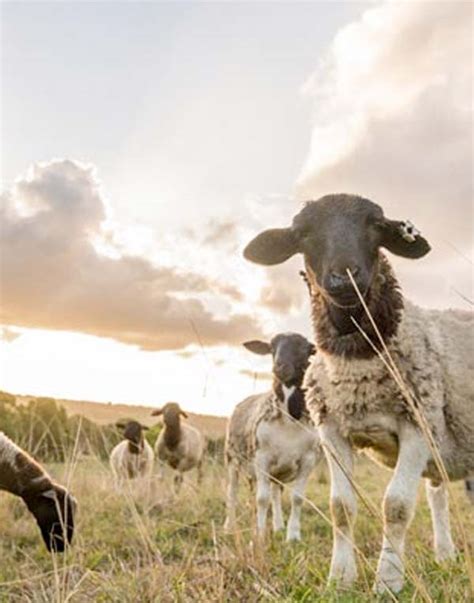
[0,431,76,552]
[224,333,322,541]
[244,193,473,593]
[151,403,204,491]
[109,420,154,486]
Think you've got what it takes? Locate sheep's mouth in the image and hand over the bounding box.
[324,289,365,309]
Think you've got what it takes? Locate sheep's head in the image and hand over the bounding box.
[244,194,430,309]
[152,403,188,423]
[116,420,148,447]
[243,332,315,387]
[23,483,76,552]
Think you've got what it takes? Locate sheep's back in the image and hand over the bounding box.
[423,306,474,469]
[225,393,271,465]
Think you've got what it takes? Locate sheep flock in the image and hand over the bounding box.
[1,193,472,597]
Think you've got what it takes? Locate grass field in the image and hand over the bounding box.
[0,451,472,602]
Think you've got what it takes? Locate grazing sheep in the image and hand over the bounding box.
[0,431,76,552]
[151,403,204,491]
[109,421,154,486]
[224,333,322,541]
[244,193,474,593]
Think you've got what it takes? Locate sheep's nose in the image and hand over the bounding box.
[328,266,360,291]
[274,363,294,382]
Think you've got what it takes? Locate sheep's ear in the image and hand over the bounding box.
[141,424,149,430]
[380,219,431,259]
[308,343,316,356]
[180,410,188,419]
[116,421,126,429]
[41,489,57,500]
[151,408,162,416]
[243,228,299,265]
[243,340,272,355]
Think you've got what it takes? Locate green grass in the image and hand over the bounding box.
[0,456,472,602]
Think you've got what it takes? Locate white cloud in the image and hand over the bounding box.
[0,160,267,350]
[0,327,21,343]
[296,1,473,308]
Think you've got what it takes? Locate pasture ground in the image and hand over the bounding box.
[0,455,472,602]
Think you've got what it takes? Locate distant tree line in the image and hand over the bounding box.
[0,391,224,464]
[0,391,123,462]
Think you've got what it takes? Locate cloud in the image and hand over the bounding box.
[0,160,266,350]
[0,327,21,343]
[296,1,473,308]
[259,258,308,314]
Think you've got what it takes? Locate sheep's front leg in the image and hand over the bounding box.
[255,454,271,536]
[286,453,316,542]
[196,461,203,486]
[375,424,429,594]
[223,461,239,532]
[320,423,357,586]
[425,480,456,562]
[271,482,284,533]
[173,472,183,494]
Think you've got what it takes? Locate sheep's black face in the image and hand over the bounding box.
[295,197,383,307]
[24,485,76,552]
[122,421,144,446]
[244,333,315,386]
[243,194,431,309]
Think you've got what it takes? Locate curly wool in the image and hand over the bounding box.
[304,301,474,481]
[225,391,313,468]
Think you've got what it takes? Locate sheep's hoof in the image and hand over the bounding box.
[375,555,404,594]
[374,574,404,595]
[328,563,357,588]
[286,531,301,542]
[435,544,456,563]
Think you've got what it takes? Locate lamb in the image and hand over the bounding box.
[0,431,76,552]
[244,193,474,593]
[224,333,322,541]
[109,420,154,486]
[151,403,204,491]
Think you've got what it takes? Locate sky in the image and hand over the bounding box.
[1,1,472,416]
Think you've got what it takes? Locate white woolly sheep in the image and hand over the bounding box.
[224,333,322,541]
[109,420,154,486]
[0,431,76,551]
[151,403,204,491]
[244,193,474,593]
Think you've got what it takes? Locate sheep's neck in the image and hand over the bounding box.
[309,255,404,359]
[0,437,52,498]
[273,376,306,420]
[163,417,181,449]
[127,439,143,455]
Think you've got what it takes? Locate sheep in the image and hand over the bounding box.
[151,403,204,491]
[224,333,322,541]
[109,420,154,487]
[0,431,76,552]
[244,193,474,593]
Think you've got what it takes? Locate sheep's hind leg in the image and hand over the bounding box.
[271,481,284,533]
[425,480,456,562]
